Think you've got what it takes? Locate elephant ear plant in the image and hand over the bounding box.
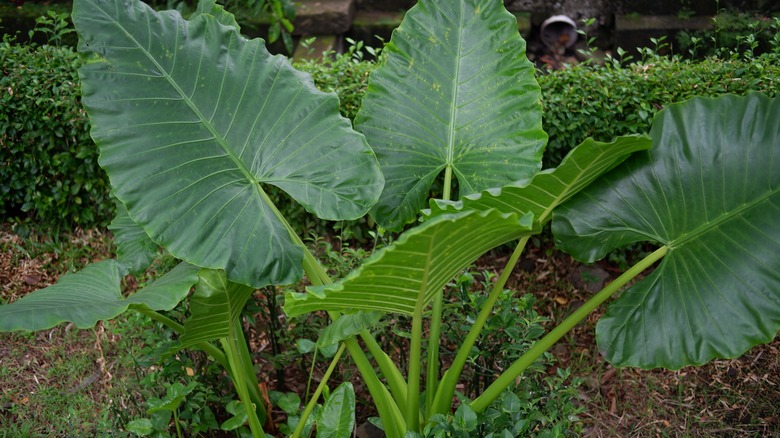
[285,0,780,436]
[0,0,385,435]
[0,0,777,437]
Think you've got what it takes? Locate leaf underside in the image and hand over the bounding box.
[284,210,533,317]
[428,135,651,227]
[179,269,255,348]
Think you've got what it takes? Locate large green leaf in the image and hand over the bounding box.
[284,210,533,316]
[0,260,198,331]
[553,94,780,369]
[127,262,200,310]
[355,0,546,230]
[73,0,383,288]
[178,269,255,348]
[317,382,355,438]
[428,135,651,227]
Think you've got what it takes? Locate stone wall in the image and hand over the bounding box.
[505,0,613,25]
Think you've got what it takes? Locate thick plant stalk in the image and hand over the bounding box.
[425,296,443,416]
[232,320,268,423]
[431,236,530,416]
[425,170,454,416]
[470,246,669,413]
[221,330,265,437]
[361,330,408,413]
[407,300,425,432]
[344,335,406,438]
[133,308,268,421]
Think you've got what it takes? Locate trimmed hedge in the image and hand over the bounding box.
[0,40,112,230]
[2,40,778,230]
[538,56,780,166]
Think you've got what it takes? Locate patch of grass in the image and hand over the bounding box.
[0,225,263,436]
[0,225,146,435]
[0,327,115,435]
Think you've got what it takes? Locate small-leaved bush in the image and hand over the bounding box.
[295,38,379,121]
[538,54,780,166]
[677,11,780,58]
[438,270,583,437]
[0,37,112,230]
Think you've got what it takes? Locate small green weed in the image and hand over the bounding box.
[28,10,75,47]
[438,270,584,435]
[677,10,780,59]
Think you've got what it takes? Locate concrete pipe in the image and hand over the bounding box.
[540,15,578,50]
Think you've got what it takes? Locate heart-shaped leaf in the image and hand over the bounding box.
[317,382,356,438]
[74,0,383,288]
[553,93,780,369]
[356,0,545,229]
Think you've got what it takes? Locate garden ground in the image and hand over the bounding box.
[0,225,777,436]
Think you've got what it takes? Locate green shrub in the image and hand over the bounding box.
[0,40,112,230]
[294,41,377,121]
[677,12,780,58]
[538,54,780,166]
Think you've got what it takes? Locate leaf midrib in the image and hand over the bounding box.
[670,187,779,247]
[444,1,465,170]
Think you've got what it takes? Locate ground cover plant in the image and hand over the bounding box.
[0,0,778,437]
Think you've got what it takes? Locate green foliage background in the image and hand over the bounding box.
[2,38,778,230]
[0,41,111,230]
[538,57,780,166]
